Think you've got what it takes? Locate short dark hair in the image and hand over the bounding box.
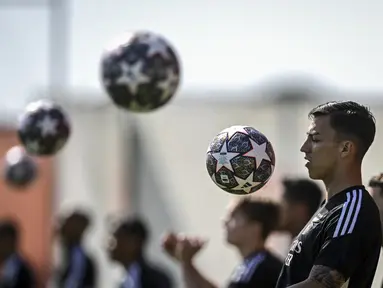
[67,211,90,226]
[308,101,375,159]
[234,197,280,240]
[60,210,91,231]
[115,216,149,244]
[0,219,19,241]
[369,173,383,192]
[282,178,323,217]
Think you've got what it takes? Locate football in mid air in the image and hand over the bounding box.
[3,146,38,188]
[17,99,71,156]
[100,30,181,112]
[206,126,276,195]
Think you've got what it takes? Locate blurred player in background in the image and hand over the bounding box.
[280,178,323,238]
[107,216,173,288]
[0,219,36,288]
[368,173,383,242]
[55,210,97,288]
[162,197,282,288]
[368,173,383,288]
[276,101,382,288]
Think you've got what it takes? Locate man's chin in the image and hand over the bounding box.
[108,252,117,262]
[307,169,321,180]
[225,236,237,246]
[275,225,289,233]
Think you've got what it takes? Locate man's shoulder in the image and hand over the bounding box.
[229,251,282,287]
[14,257,36,287]
[141,261,172,283]
[17,257,36,274]
[245,252,282,288]
[330,189,378,218]
[323,189,381,239]
[262,251,283,271]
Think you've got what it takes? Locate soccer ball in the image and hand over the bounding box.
[206,125,276,195]
[17,99,71,156]
[100,30,181,112]
[3,146,38,188]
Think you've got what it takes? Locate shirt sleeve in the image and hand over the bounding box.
[314,193,368,278]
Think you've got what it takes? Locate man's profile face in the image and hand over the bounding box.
[224,210,247,245]
[0,236,14,259]
[300,116,341,180]
[59,216,86,245]
[58,220,72,243]
[107,230,138,263]
[107,232,120,261]
[280,197,310,236]
[280,199,296,232]
[223,203,260,246]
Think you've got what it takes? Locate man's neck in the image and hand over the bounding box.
[324,166,362,199]
[0,253,14,266]
[237,242,265,259]
[64,243,81,252]
[121,254,143,268]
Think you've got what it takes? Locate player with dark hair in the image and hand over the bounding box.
[107,216,173,288]
[276,101,382,288]
[55,210,97,288]
[369,173,383,241]
[280,178,323,238]
[0,219,36,288]
[162,197,283,288]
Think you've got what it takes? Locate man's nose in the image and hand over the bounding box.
[300,139,310,153]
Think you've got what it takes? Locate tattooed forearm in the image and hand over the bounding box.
[308,265,346,288]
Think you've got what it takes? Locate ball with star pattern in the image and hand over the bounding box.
[3,146,38,189]
[100,30,181,112]
[17,99,71,156]
[206,125,276,195]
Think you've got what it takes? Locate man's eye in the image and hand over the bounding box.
[312,138,320,143]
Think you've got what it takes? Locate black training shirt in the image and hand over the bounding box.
[276,186,382,288]
[228,250,282,288]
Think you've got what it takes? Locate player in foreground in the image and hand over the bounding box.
[276,101,382,288]
[162,197,282,288]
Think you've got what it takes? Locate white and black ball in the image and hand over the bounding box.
[3,146,38,188]
[100,30,181,112]
[18,99,71,156]
[206,126,276,195]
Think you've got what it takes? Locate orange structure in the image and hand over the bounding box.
[0,128,53,286]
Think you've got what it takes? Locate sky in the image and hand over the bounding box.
[0,0,383,110]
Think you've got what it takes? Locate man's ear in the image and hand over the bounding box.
[295,203,310,221]
[339,141,355,158]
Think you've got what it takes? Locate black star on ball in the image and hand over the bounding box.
[17,99,71,156]
[3,146,38,188]
[100,31,181,112]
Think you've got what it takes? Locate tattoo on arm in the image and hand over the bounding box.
[308,265,346,288]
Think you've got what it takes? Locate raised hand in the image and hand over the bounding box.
[162,232,207,263]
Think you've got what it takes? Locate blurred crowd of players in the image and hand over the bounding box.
[0,175,382,287]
